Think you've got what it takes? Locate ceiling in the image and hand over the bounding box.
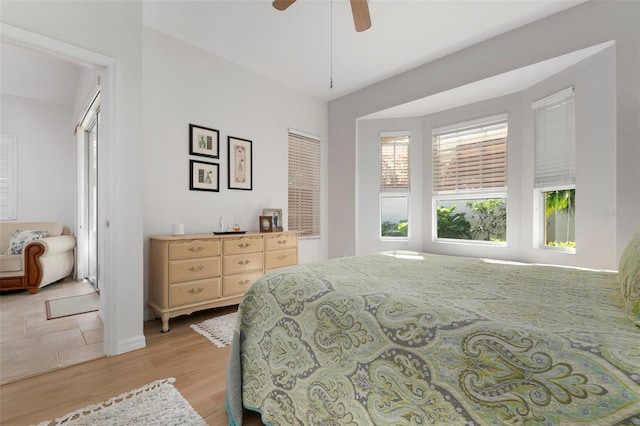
[143,0,587,102]
[1,42,82,107]
[2,1,590,112]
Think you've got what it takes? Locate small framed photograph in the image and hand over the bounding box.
[259,215,273,233]
[262,208,283,231]
[228,136,252,190]
[190,160,219,192]
[189,124,219,158]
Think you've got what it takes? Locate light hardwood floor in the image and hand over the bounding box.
[0,305,264,426]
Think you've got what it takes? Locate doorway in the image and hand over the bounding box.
[0,24,120,380]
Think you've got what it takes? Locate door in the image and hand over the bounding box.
[86,111,99,289]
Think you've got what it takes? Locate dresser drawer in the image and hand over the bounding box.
[264,233,298,251]
[169,239,220,260]
[222,271,262,297]
[169,257,220,283]
[223,237,263,255]
[223,252,263,275]
[265,248,298,270]
[169,278,220,306]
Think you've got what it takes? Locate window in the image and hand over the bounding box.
[532,88,575,251]
[288,130,320,237]
[0,134,18,220]
[380,132,410,239]
[432,115,508,243]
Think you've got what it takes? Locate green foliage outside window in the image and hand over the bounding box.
[381,220,408,237]
[466,199,506,242]
[544,189,575,247]
[436,205,472,239]
[436,199,506,242]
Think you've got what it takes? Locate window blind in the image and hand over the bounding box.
[380,133,410,192]
[288,130,321,237]
[432,118,508,193]
[532,88,575,188]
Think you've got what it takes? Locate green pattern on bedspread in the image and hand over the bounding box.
[233,253,640,425]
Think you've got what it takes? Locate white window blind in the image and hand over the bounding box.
[0,134,18,220]
[380,133,410,192]
[432,117,508,193]
[532,88,575,188]
[288,130,320,237]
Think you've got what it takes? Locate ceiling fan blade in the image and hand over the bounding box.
[273,0,297,11]
[350,0,371,32]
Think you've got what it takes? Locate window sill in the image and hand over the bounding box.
[434,238,507,247]
[537,245,576,254]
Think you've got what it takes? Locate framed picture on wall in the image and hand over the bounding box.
[189,124,219,158]
[228,136,252,190]
[190,160,219,192]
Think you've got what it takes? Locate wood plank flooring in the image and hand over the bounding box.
[0,305,263,426]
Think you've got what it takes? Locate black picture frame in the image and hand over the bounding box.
[228,136,253,190]
[190,160,220,192]
[189,124,219,159]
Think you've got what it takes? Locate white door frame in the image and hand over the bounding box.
[1,23,118,355]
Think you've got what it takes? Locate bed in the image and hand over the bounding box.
[227,230,640,425]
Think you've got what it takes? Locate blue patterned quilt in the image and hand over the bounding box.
[227,252,640,425]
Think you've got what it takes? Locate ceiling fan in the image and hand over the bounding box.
[273,0,371,32]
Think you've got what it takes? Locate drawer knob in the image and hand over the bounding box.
[188,287,204,294]
[238,243,251,248]
[239,279,250,285]
[188,246,205,252]
[188,265,205,272]
[238,259,251,265]
[277,255,287,260]
[277,240,287,244]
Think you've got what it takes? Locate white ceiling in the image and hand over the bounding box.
[2,1,590,112]
[1,42,82,107]
[143,0,587,102]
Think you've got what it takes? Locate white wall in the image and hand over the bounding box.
[329,1,639,269]
[142,28,328,315]
[356,117,423,256]
[2,0,145,355]
[0,94,75,227]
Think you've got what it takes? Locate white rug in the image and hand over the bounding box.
[190,311,237,348]
[45,292,99,320]
[36,378,206,426]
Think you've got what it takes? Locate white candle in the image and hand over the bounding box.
[172,224,184,235]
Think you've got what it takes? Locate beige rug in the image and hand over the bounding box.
[190,311,237,348]
[45,292,99,320]
[36,377,206,425]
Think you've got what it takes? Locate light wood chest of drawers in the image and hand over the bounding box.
[148,231,298,332]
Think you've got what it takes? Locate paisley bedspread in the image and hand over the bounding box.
[226,252,640,425]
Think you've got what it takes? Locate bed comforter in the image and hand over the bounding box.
[227,252,640,425]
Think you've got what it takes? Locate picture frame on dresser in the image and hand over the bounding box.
[189,124,219,158]
[262,208,283,232]
[228,136,253,190]
[189,160,219,192]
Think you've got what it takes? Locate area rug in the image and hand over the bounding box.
[190,311,237,348]
[45,292,99,320]
[36,377,206,426]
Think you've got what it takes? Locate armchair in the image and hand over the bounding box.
[0,222,76,294]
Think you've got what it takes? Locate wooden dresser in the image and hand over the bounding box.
[148,231,298,332]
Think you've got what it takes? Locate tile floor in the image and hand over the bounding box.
[0,279,104,384]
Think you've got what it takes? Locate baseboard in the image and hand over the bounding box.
[116,335,146,354]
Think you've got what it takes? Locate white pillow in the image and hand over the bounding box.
[6,229,49,255]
